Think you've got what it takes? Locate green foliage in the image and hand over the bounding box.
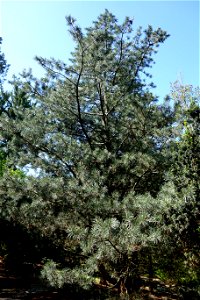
[169,83,200,241]
[155,82,200,295]
[0,37,9,82]
[0,10,199,297]
[155,249,200,285]
[41,260,67,288]
[0,11,174,292]
[0,150,6,176]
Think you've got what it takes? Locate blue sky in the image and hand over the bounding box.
[0,0,199,100]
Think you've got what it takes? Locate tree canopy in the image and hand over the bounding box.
[0,10,199,298]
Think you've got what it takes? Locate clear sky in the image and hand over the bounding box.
[0,0,199,100]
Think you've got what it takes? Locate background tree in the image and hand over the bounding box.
[166,83,199,287]
[149,83,200,299]
[0,39,40,277]
[0,37,9,170]
[0,37,9,82]
[170,82,200,248]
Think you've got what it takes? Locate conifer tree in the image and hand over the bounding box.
[0,38,31,170]
[1,11,178,293]
[149,83,200,291]
[168,83,200,282]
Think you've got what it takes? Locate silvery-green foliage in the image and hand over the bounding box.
[0,11,178,290]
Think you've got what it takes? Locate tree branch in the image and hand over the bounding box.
[106,239,122,255]
[75,46,93,149]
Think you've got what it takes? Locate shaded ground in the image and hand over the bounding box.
[0,256,59,299]
[0,257,198,299]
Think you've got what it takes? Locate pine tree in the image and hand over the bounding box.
[169,83,200,281]
[151,83,200,293]
[1,11,177,293]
